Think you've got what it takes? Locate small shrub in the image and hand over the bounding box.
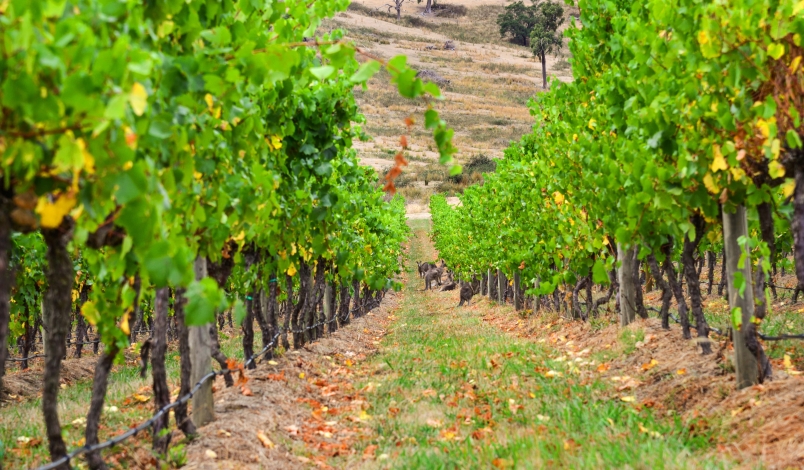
[432,3,468,17]
[554,58,571,70]
[465,154,497,173]
[435,180,466,195]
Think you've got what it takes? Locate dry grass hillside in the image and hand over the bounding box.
[321,0,577,213]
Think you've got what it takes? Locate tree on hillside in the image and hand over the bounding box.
[530,1,564,89]
[497,1,541,46]
[418,0,434,14]
[385,0,407,20]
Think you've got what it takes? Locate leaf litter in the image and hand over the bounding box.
[182,291,400,469]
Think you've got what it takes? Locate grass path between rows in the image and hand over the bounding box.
[334,220,732,469]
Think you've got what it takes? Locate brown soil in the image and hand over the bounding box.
[2,351,128,401]
[183,292,401,470]
[481,301,804,469]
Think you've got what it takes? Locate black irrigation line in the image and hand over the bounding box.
[678,279,801,292]
[649,306,804,342]
[34,304,380,470]
[5,331,158,364]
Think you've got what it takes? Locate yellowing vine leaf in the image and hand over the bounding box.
[702,173,719,194]
[783,180,796,198]
[119,313,130,335]
[35,193,77,228]
[268,135,283,150]
[709,146,728,172]
[287,263,297,277]
[129,82,148,116]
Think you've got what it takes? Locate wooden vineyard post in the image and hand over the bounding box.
[497,268,503,303]
[617,243,637,326]
[534,277,540,311]
[189,256,215,426]
[487,269,492,298]
[514,272,522,310]
[723,205,759,388]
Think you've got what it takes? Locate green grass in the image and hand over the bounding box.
[333,221,731,469]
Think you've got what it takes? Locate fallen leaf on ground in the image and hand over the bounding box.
[257,431,275,448]
[205,449,217,460]
[620,396,636,402]
[492,458,514,468]
[426,418,443,428]
[285,425,300,436]
[132,393,150,403]
[641,359,658,371]
[362,444,377,460]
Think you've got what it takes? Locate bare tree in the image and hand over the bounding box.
[419,0,433,14]
[385,0,406,20]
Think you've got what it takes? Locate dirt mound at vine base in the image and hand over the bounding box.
[481,303,804,470]
[183,292,401,470]
[2,355,100,401]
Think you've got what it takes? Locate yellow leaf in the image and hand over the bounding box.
[299,372,305,379]
[552,191,565,205]
[359,410,372,421]
[769,160,786,179]
[795,1,804,15]
[268,135,283,150]
[790,56,802,73]
[730,166,746,182]
[36,193,77,228]
[287,263,297,277]
[676,368,687,375]
[587,118,597,130]
[702,173,719,194]
[76,138,95,175]
[757,119,771,138]
[697,30,709,45]
[205,94,214,112]
[783,180,795,199]
[641,358,658,371]
[784,354,793,369]
[620,396,636,402]
[81,301,99,326]
[129,82,148,116]
[709,145,728,172]
[120,313,130,335]
[256,431,275,448]
[132,393,149,403]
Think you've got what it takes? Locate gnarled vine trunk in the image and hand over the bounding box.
[152,287,172,455]
[85,344,119,470]
[682,215,712,354]
[663,242,692,340]
[647,254,672,330]
[173,288,197,437]
[0,197,11,399]
[42,218,75,469]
